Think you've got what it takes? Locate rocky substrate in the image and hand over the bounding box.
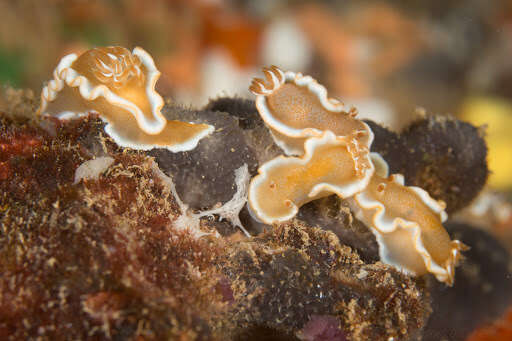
[0,92,509,340]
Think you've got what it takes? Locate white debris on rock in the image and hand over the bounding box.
[151,161,251,238]
[74,156,115,184]
[196,164,251,236]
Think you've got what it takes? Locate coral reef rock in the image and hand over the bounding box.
[298,196,380,263]
[220,222,431,341]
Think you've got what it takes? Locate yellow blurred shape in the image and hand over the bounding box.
[460,97,512,189]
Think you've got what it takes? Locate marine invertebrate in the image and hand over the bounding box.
[37,46,213,151]
[348,154,468,285]
[249,131,374,224]
[248,66,469,285]
[366,116,489,214]
[249,66,373,176]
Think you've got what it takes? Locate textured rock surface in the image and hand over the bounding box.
[206,97,262,130]
[0,114,227,339]
[206,97,282,165]
[220,223,431,341]
[298,196,380,263]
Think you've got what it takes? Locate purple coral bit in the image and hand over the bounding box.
[301,315,347,341]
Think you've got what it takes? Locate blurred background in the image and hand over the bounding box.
[0,0,511,194]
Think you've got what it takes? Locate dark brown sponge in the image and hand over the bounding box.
[151,105,258,211]
[367,115,488,213]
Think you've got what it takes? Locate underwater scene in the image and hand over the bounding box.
[1,1,512,340]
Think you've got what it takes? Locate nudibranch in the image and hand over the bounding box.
[37,46,214,151]
[249,131,374,224]
[249,65,373,175]
[248,66,468,285]
[348,154,468,285]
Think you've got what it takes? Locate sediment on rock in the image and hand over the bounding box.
[0,114,228,340]
[219,222,431,341]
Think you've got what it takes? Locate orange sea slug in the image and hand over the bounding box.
[38,46,213,151]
